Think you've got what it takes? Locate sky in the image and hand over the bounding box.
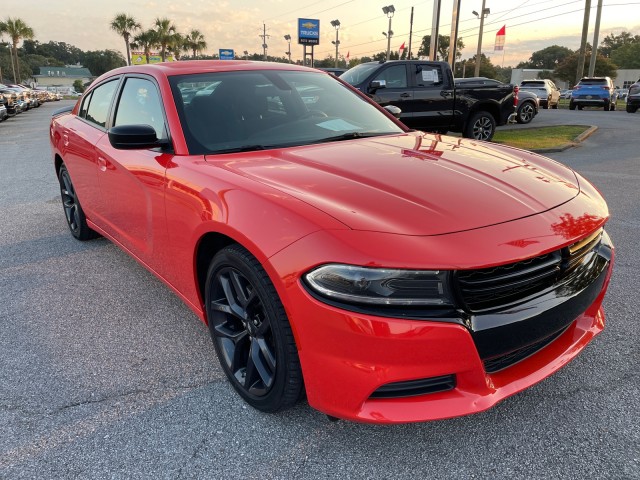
[4,0,640,67]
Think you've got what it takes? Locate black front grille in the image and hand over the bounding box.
[457,228,610,372]
[483,325,569,373]
[457,251,562,312]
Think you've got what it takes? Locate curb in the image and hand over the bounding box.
[530,125,598,153]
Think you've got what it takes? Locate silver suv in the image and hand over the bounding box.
[519,79,561,109]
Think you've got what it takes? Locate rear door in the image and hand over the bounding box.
[94,75,173,271]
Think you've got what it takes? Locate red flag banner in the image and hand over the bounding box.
[399,42,406,51]
[495,25,506,51]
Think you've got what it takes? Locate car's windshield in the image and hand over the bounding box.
[170,70,403,155]
[340,63,381,86]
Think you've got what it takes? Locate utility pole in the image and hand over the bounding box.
[576,0,591,85]
[284,35,292,63]
[259,23,270,61]
[382,5,395,61]
[430,0,441,61]
[588,0,603,77]
[473,0,490,77]
[448,0,461,68]
[408,6,414,59]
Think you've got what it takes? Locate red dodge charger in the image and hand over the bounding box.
[50,61,614,423]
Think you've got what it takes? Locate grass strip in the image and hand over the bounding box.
[492,125,589,150]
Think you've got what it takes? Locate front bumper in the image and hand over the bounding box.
[268,194,613,423]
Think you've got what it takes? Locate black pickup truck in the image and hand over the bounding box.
[340,60,515,141]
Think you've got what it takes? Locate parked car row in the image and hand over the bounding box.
[0,83,61,121]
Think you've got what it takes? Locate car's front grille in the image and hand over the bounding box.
[456,228,608,372]
[456,252,562,312]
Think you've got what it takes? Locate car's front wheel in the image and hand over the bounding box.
[516,101,536,124]
[58,165,98,241]
[464,111,496,141]
[205,245,303,412]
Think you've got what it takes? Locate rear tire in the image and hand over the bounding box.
[516,102,535,124]
[627,104,638,113]
[463,111,496,141]
[58,165,98,241]
[569,102,576,111]
[551,102,558,110]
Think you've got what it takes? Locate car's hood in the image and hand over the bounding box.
[207,133,580,235]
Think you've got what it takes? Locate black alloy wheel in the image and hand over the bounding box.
[516,102,536,124]
[205,245,303,412]
[58,165,97,241]
[465,112,496,141]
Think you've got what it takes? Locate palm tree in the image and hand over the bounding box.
[168,32,184,61]
[1,17,34,83]
[184,29,207,59]
[110,13,141,66]
[131,30,158,64]
[153,17,177,62]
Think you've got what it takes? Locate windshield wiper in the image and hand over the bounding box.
[212,145,270,154]
[315,132,393,144]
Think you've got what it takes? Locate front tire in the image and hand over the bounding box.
[205,245,303,412]
[464,111,496,141]
[569,102,576,111]
[58,165,98,241]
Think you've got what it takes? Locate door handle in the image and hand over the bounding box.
[97,156,107,172]
[63,133,69,147]
[400,93,411,98]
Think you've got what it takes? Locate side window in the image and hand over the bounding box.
[78,91,93,119]
[114,77,166,140]
[415,64,442,88]
[373,65,407,88]
[85,80,118,128]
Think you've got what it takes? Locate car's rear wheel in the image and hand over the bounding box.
[464,112,496,141]
[627,104,638,113]
[569,102,576,111]
[551,101,558,110]
[205,245,303,412]
[516,101,536,124]
[58,165,98,241]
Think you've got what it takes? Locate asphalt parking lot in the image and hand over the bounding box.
[1,103,638,479]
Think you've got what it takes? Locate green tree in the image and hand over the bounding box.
[131,30,158,64]
[554,51,617,84]
[0,17,35,83]
[22,40,83,65]
[168,32,184,60]
[598,31,640,58]
[463,54,497,79]
[81,50,126,76]
[521,45,572,69]
[153,17,177,62]
[418,34,465,61]
[610,43,640,69]
[73,79,85,92]
[184,29,207,59]
[110,13,141,66]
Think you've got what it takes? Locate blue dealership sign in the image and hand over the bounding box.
[219,49,235,60]
[298,18,320,45]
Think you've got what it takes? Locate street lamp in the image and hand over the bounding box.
[284,34,292,63]
[473,1,490,76]
[243,50,249,60]
[382,5,395,61]
[330,20,341,68]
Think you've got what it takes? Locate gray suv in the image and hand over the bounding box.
[519,79,561,109]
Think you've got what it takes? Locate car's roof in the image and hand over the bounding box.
[106,60,320,78]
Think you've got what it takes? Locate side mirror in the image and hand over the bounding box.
[369,79,387,92]
[383,105,402,119]
[108,124,168,150]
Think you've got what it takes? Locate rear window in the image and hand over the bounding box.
[521,81,544,87]
[579,79,608,86]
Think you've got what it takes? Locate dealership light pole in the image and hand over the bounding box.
[382,5,395,61]
[330,20,341,68]
[284,34,292,63]
[473,1,490,77]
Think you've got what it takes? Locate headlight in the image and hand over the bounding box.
[304,264,453,306]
